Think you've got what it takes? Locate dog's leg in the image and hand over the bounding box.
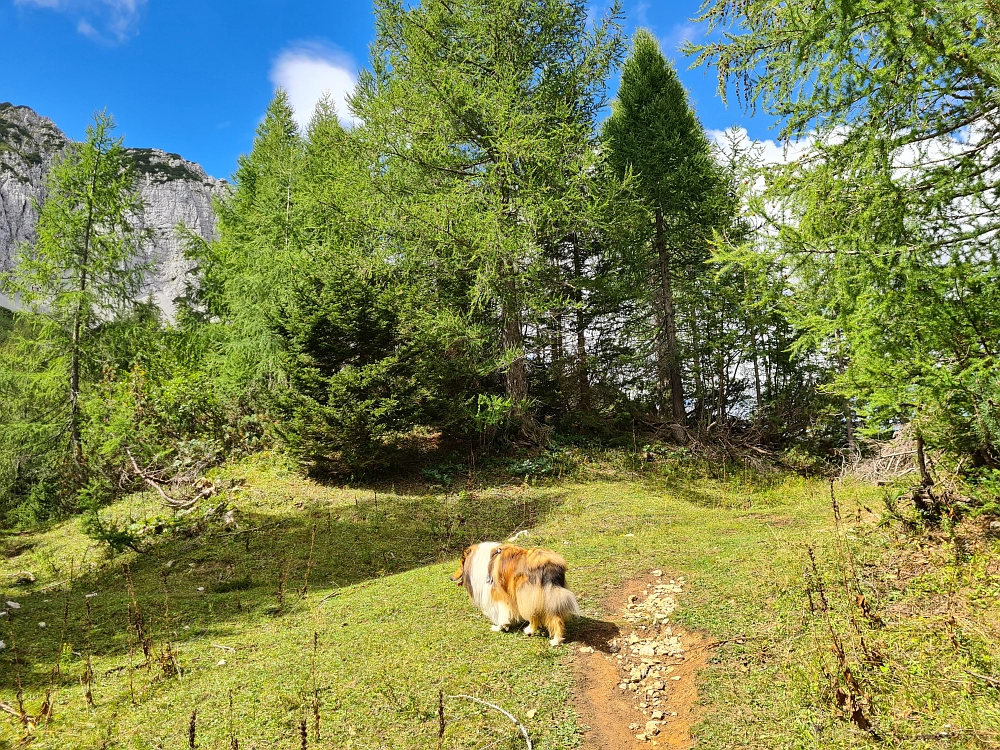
[523,617,543,636]
[490,602,514,632]
[546,615,566,646]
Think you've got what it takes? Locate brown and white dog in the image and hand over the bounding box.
[450,542,579,645]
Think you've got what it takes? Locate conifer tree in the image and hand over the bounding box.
[351,0,624,440]
[693,0,1000,462]
[200,90,303,390]
[2,111,150,465]
[602,30,724,425]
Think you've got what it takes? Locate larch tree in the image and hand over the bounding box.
[1,111,150,466]
[692,0,1000,465]
[351,0,624,441]
[199,90,303,393]
[602,29,725,425]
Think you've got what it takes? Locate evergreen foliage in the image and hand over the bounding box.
[350,0,626,440]
[603,29,731,425]
[0,112,151,523]
[3,0,998,526]
[693,0,1000,463]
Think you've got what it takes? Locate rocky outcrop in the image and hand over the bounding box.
[0,103,226,317]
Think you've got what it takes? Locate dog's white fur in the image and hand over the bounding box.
[453,542,578,646]
[464,542,516,632]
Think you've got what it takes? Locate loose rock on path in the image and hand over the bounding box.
[574,571,709,750]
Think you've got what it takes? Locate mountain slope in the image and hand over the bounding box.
[0,103,226,316]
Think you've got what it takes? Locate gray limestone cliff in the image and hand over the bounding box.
[0,103,226,316]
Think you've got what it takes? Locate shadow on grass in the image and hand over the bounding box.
[570,616,620,652]
[0,487,566,692]
[648,479,734,509]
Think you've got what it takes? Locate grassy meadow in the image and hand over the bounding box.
[1,451,997,749]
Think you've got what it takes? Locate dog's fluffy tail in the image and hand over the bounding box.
[545,585,579,618]
[519,583,579,620]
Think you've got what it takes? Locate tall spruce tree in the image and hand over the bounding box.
[602,29,724,425]
[2,111,150,466]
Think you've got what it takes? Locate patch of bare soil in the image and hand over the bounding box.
[573,572,709,749]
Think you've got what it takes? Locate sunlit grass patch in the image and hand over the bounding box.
[1,456,996,749]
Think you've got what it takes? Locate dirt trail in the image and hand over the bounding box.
[574,573,709,749]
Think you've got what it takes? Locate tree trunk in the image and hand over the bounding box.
[845,399,856,456]
[655,209,684,423]
[502,292,527,408]
[913,430,942,521]
[571,233,591,413]
[751,330,763,420]
[915,431,933,488]
[689,314,706,436]
[70,148,101,465]
[717,354,727,425]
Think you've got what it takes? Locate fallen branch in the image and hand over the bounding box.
[211,644,236,653]
[967,671,1000,688]
[126,449,195,509]
[447,695,532,750]
[0,701,25,720]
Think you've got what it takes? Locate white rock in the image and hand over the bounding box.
[5,601,20,609]
[645,720,660,735]
[216,659,226,666]
[0,105,227,320]
[38,622,46,628]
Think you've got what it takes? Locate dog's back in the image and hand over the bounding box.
[490,545,579,645]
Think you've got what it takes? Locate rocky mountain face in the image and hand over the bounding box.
[0,103,226,317]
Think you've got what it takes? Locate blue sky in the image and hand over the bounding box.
[0,0,774,179]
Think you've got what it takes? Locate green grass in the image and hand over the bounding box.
[0,453,997,749]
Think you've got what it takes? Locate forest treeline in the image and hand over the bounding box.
[2,0,999,527]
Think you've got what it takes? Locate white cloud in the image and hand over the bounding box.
[632,1,650,26]
[76,18,97,37]
[15,0,146,42]
[270,44,358,132]
[708,127,815,167]
[707,127,817,204]
[661,22,699,55]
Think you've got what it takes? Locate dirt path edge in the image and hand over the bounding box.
[573,574,709,750]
